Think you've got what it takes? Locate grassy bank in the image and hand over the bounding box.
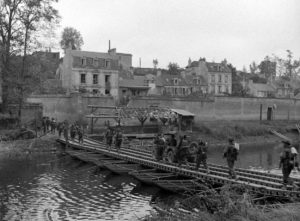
[193,120,299,144]
[0,134,58,153]
[146,184,300,221]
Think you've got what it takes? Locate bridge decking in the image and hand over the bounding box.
[57,137,300,197]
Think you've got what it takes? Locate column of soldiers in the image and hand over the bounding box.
[151,134,299,187]
[104,127,123,152]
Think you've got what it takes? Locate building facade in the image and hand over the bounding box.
[185,58,232,95]
[60,47,132,98]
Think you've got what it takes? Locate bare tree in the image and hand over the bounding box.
[153,58,158,69]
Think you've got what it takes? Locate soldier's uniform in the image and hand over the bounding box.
[57,122,63,138]
[42,117,47,134]
[77,126,83,143]
[279,141,295,186]
[115,131,123,152]
[105,129,113,149]
[177,136,189,166]
[195,140,209,172]
[70,124,76,140]
[223,138,239,179]
[154,135,165,161]
[50,118,56,134]
[46,117,51,132]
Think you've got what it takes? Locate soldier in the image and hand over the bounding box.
[279,140,296,188]
[154,134,165,161]
[105,128,113,150]
[70,124,76,140]
[176,135,189,166]
[77,125,83,143]
[223,138,239,179]
[115,130,123,152]
[63,121,69,149]
[57,122,63,138]
[50,118,56,134]
[42,117,47,134]
[195,139,209,173]
[46,117,51,132]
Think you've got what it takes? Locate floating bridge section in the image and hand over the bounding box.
[57,137,300,198]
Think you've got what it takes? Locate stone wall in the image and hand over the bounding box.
[27,94,115,124]
[128,96,300,122]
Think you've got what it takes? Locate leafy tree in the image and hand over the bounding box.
[167,62,180,75]
[60,27,84,51]
[0,0,59,117]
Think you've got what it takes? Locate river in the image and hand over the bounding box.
[0,141,299,220]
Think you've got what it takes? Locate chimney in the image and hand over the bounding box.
[139,58,141,68]
[109,40,111,51]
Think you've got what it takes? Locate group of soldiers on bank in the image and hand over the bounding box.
[59,121,84,143]
[42,117,57,134]
[153,133,299,187]
[104,127,123,152]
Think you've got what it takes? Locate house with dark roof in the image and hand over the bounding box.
[185,58,232,95]
[119,75,150,98]
[155,72,192,96]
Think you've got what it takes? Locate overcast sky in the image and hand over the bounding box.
[54,0,300,70]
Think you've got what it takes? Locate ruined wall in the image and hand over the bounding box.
[129,96,300,122]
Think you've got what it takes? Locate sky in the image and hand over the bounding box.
[53,0,300,70]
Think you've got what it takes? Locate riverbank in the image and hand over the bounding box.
[146,184,300,221]
[0,134,58,153]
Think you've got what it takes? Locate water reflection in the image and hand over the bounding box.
[0,153,158,221]
[2,142,300,220]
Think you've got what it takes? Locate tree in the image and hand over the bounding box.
[0,0,23,112]
[153,58,158,69]
[0,0,59,117]
[167,62,180,75]
[60,27,83,51]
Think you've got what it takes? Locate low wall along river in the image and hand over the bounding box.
[27,94,300,124]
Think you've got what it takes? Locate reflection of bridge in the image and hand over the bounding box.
[57,137,300,198]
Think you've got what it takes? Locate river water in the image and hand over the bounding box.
[0,141,300,221]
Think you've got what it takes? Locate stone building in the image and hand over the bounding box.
[60,47,132,98]
[185,58,232,95]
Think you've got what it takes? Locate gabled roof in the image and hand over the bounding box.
[156,73,189,87]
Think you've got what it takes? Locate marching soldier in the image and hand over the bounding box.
[115,130,123,152]
[279,140,296,188]
[105,128,113,150]
[63,121,69,150]
[223,138,239,179]
[46,117,51,132]
[50,118,56,134]
[195,139,209,173]
[77,125,84,143]
[57,122,63,138]
[70,124,76,140]
[154,134,165,161]
[176,135,189,166]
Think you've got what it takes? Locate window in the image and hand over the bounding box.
[80,74,86,84]
[105,89,110,95]
[92,89,98,94]
[93,74,98,84]
[218,75,222,83]
[225,86,229,93]
[218,86,222,93]
[211,74,215,83]
[105,60,111,68]
[94,59,98,67]
[173,78,178,85]
[105,75,110,83]
[225,75,228,83]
